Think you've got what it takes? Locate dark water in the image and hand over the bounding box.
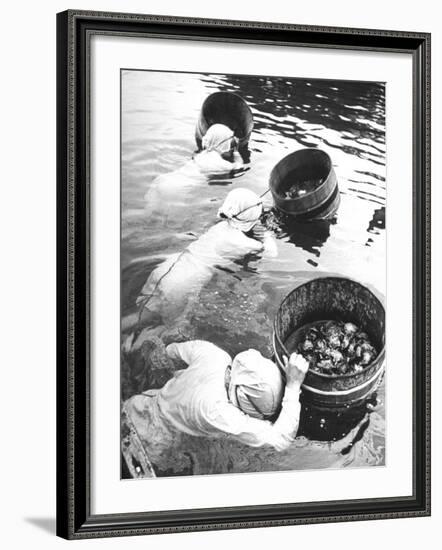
[121,70,386,475]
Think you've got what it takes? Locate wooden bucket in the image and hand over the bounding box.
[273,277,385,408]
[195,92,253,151]
[269,148,340,221]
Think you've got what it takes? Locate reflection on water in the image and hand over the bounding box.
[262,209,337,257]
[121,70,386,475]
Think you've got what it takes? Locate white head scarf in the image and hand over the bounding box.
[228,349,284,420]
[201,124,234,155]
[217,188,263,233]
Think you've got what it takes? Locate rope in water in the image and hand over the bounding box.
[135,249,187,326]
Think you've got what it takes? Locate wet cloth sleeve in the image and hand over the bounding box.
[166,340,231,367]
[262,231,278,258]
[232,231,265,255]
[206,385,302,451]
[249,223,278,258]
[194,151,237,174]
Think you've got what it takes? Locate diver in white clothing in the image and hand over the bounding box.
[122,188,277,344]
[144,124,246,230]
[123,340,309,465]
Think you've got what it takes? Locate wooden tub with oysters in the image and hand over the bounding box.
[273,277,385,409]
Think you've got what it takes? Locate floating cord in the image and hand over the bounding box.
[136,249,187,326]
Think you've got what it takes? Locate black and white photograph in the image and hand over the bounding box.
[120,69,386,479]
[0,0,435,545]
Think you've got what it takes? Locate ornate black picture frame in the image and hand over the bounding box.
[56,9,431,540]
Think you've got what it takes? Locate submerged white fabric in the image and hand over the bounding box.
[140,340,302,450]
[186,220,263,266]
[144,127,242,228]
[144,154,237,228]
[217,188,263,233]
[228,349,284,419]
[201,123,234,154]
[192,150,239,174]
[137,221,265,325]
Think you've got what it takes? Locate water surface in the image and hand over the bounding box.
[121,70,386,476]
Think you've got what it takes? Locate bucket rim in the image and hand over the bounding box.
[302,363,385,395]
[272,178,340,218]
[273,275,386,380]
[202,90,253,112]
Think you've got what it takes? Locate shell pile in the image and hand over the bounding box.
[297,320,377,375]
[284,178,324,199]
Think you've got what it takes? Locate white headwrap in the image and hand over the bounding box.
[201,123,234,155]
[217,188,263,233]
[228,349,284,420]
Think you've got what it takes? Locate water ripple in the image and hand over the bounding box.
[121,70,386,473]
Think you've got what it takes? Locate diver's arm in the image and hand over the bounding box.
[208,354,308,451]
[195,151,242,173]
[242,235,267,254]
[232,150,242,163]
[231,150,244,170]
[249,222,278,258]
[262,231,278,258]
[262,380,303,450]
[166,340,231,368]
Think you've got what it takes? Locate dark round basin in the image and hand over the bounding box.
[195,92,253,151]
[269,148,340,221]
[273,276,385,408]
